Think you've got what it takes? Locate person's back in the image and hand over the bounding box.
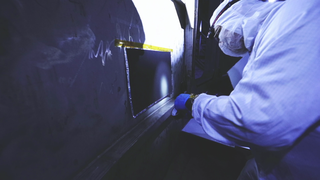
[188,0,320,179]
[250,1,320,178]
[234,0,320,179]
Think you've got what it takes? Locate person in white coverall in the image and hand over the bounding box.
[175,0,320,179]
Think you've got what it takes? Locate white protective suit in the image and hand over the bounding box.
[192,0,320,179]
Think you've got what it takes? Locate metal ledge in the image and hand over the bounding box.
[73,98,175,180]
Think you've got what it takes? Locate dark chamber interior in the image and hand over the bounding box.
[0,0,250,179]
[125,48,172,117]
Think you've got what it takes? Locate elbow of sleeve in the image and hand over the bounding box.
[250,128,299,150]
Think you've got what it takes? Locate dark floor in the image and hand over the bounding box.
[100,110,250,180]
[163,132,251,180]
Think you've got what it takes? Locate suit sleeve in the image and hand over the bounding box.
[192,0,320,150]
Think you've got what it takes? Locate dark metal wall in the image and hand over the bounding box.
[0,0,246,179]
[0,1,174,179]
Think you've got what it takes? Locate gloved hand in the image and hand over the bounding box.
[174,93,198,111]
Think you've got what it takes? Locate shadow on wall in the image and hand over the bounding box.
[0,0,145,179]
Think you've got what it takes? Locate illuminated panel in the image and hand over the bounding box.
[124,48,172,118]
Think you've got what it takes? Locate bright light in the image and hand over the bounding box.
[268,0,276,2]
[132,0,182,48]
[182,0,195,28]
[160,75,168,97]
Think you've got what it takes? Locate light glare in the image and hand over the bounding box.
[160,75,168,97]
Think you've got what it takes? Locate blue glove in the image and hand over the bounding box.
[174,94,191,111]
